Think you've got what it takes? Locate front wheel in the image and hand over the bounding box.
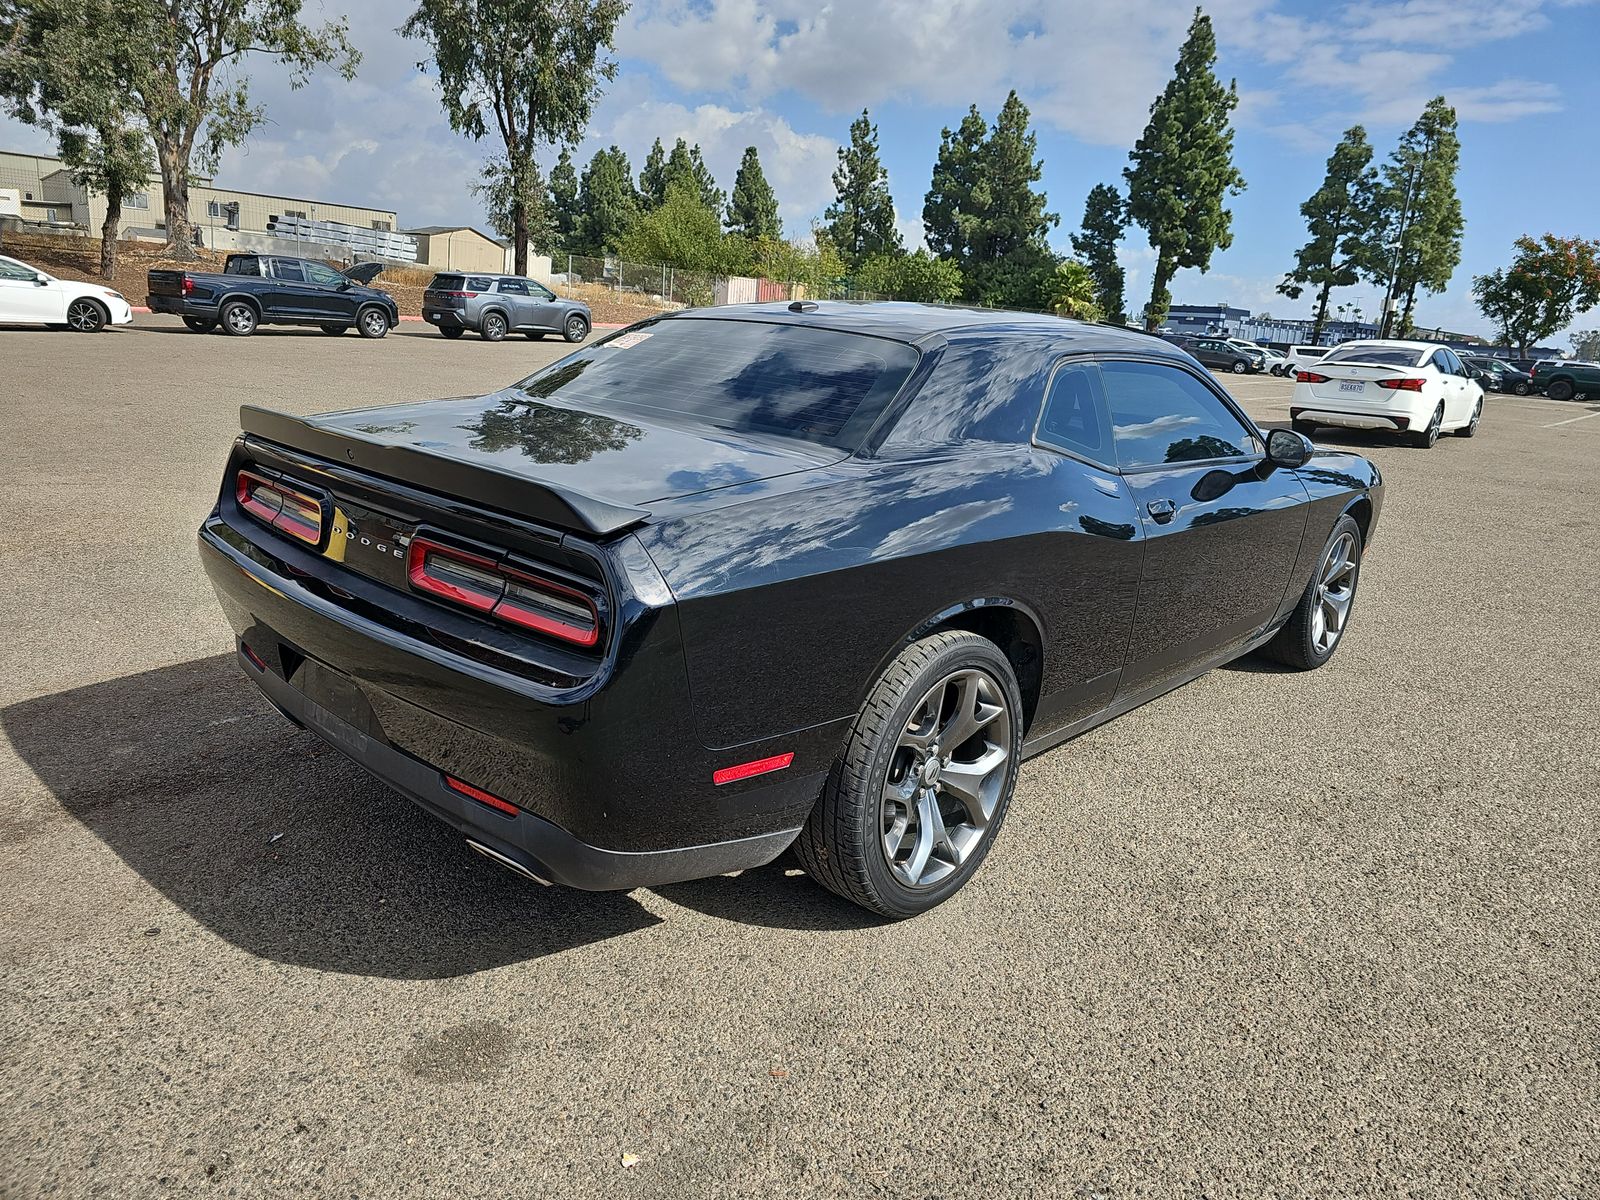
[1547,379,1575,402]
[564,314,589,343]
[794,631,1023,919]
[1408,403,1443,448]
[182,316,216,333]
[1262,514,1363,671]
[66,298,107,332]
[1230,360,1247,374]
[1513,381,1530,396]
[357,308,390,339]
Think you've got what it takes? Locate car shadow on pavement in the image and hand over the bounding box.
[652,859,886,932]
[1,654,662,979]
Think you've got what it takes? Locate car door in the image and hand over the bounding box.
[1429,349,1468,423]
[261,258,319,320]
[300,259,359,321]
[0,257,63,322]
[493,278,533,328]
[1102,357,1311,699]
[524,279,565,330]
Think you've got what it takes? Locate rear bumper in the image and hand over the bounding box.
[421,307,467,329]
[145,294,199,316]
[237,643,800,889]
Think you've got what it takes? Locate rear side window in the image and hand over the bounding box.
[497,279,529,295]
[273,259,306,283]
[1101,360,1255,469]
[224,255,260,276]
[513,318,919,449]
[1035,362,1112,465]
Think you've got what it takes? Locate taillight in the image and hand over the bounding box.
[236,469,325,546]
[1376,377,1425,391]
[182,276,194,296]
[1297,370,1329,383]
[407,536,601,647]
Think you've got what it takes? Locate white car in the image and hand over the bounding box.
[1284,344,1330,374]
[0,253,133,331]
[1290,339,1484,448]
[1231,341,1291,376]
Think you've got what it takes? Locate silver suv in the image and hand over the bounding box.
[422,272,591,343]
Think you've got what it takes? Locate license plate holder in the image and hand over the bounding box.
[293,658,384,747]
[1339,381,1365,394]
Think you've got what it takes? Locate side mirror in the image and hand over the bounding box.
[1265,427,1315,468]
[34,273,49,286]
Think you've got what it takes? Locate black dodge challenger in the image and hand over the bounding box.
[199,302,1382,917]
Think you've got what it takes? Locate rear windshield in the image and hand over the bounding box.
[511,318,920,449]
[428,273,492,292]
[1321,345,1426,367]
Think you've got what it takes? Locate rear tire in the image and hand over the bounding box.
[440,326,465,339]
[182,316,216,333]
[481,312,508,342]
[1547,379,1575,402]
[220,301,257,337]
[319,323,349,336]
[1263,514,1363,671]
[1513,381,1530,396]
[794,631,1023,919]
[1456,396,1482,437]
[1291,419,1318,436]
[1408,403,1443,448]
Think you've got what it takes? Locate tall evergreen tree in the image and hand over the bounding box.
[968,90,1058,305]
[826,108,901,271]
[726,145,780,241]
[1071,183,1128,324]
[1278,126,1379,343]
[574,144,637,257]
[687,144,725,214]
[639,137,668,208]
[923,105,988,272]
[1370,97,1462,336]
[1124,8,1244,329]
[549,147,580,250]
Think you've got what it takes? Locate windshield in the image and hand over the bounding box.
[512,317,920,450]
[1321,345,1427,367]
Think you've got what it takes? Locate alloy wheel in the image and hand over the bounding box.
[67,299,103,332]
[566,316,587,341]
[880,668,1012,889]
[361,310,388,337]
[1311,531,1357,655]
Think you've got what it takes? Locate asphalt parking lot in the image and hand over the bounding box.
[3,316,1598,1197]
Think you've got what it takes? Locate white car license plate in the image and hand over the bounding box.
[1339,381,1365,393]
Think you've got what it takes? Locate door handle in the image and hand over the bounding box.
[1146,498,1177,524]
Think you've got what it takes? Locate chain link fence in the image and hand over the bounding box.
[554,252,885,315]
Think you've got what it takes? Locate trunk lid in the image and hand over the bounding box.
[241,390,842,536]
[1301,360,1426,404]
[147,269,187,297]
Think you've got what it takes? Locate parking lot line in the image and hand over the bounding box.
[1541,410,1600,428]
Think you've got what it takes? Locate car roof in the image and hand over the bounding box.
[664,300,1187,353]
[1331,338,1444,352]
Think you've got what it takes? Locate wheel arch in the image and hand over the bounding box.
[219,292,262,314]
[480,305,510,327]
[882,598,1046,736]
[68,295,109,322]
[1342,495,1374,545]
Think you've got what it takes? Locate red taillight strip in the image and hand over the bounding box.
[493,567,600,647]
[1297,370,1330,383]
[712,753,794,787]
[407,537,503,612]
[236,468,324,546]
[443,774,520,816]
[1376,377,1426,391]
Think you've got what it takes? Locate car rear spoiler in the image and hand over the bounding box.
[341,262,384,286]
[238,405,651,538]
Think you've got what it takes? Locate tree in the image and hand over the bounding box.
[404,0,624,275]
[476,154,557,254]
[549,147,580,250]
[855,248,964,303]
[1046,260,1103,321]
[726,146,780,241]
[615,177,740,274]
[1472,235,1600,356]
[1070,183,1127,324]
[923,105,987,271]
[1278,126,1379,343]
[638,138,668,208]
[111,0,359,259]
[1572,330,1600,361]
[573,145,637,257]
[750,229,846,298]
[1370,97,1462,337]
[0,0,153,276]
[826,108,901,271]
[1124,8,1244,329]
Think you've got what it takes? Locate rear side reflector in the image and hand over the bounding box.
[1297,371,1330,384]
[240,642,268,671]
[236,469,325,547]
[1376,377,1426,391]
[713,752,794,787]
[407,536,601,647]
[444,774,520,816]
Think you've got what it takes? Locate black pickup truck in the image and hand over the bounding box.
[146,254,398,338]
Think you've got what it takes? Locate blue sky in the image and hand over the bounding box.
[4,0,1596,338]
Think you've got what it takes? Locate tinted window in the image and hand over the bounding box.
[497,278,529,295]
[1036,362,1111,465]
[513,318,919,449]
[429,274,464,291]
[1101,360,1255,469]
[303,261,344,287]
[1443,349,1467,376]
[224,255,260,276]
[1323,345,1427,367]
[273,259,306,283]
[530,281,556,300]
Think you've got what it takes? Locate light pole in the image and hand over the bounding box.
[1377,239,1405,339]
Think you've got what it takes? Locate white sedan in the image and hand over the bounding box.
[1290,339,1484,448]
[0,253,134,332]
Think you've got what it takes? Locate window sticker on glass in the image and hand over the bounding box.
[607,330,653,350]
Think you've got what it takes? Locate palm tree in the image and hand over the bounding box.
[1048,261,1105,321]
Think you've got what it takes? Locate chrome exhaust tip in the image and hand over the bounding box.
[466,840,551,886]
